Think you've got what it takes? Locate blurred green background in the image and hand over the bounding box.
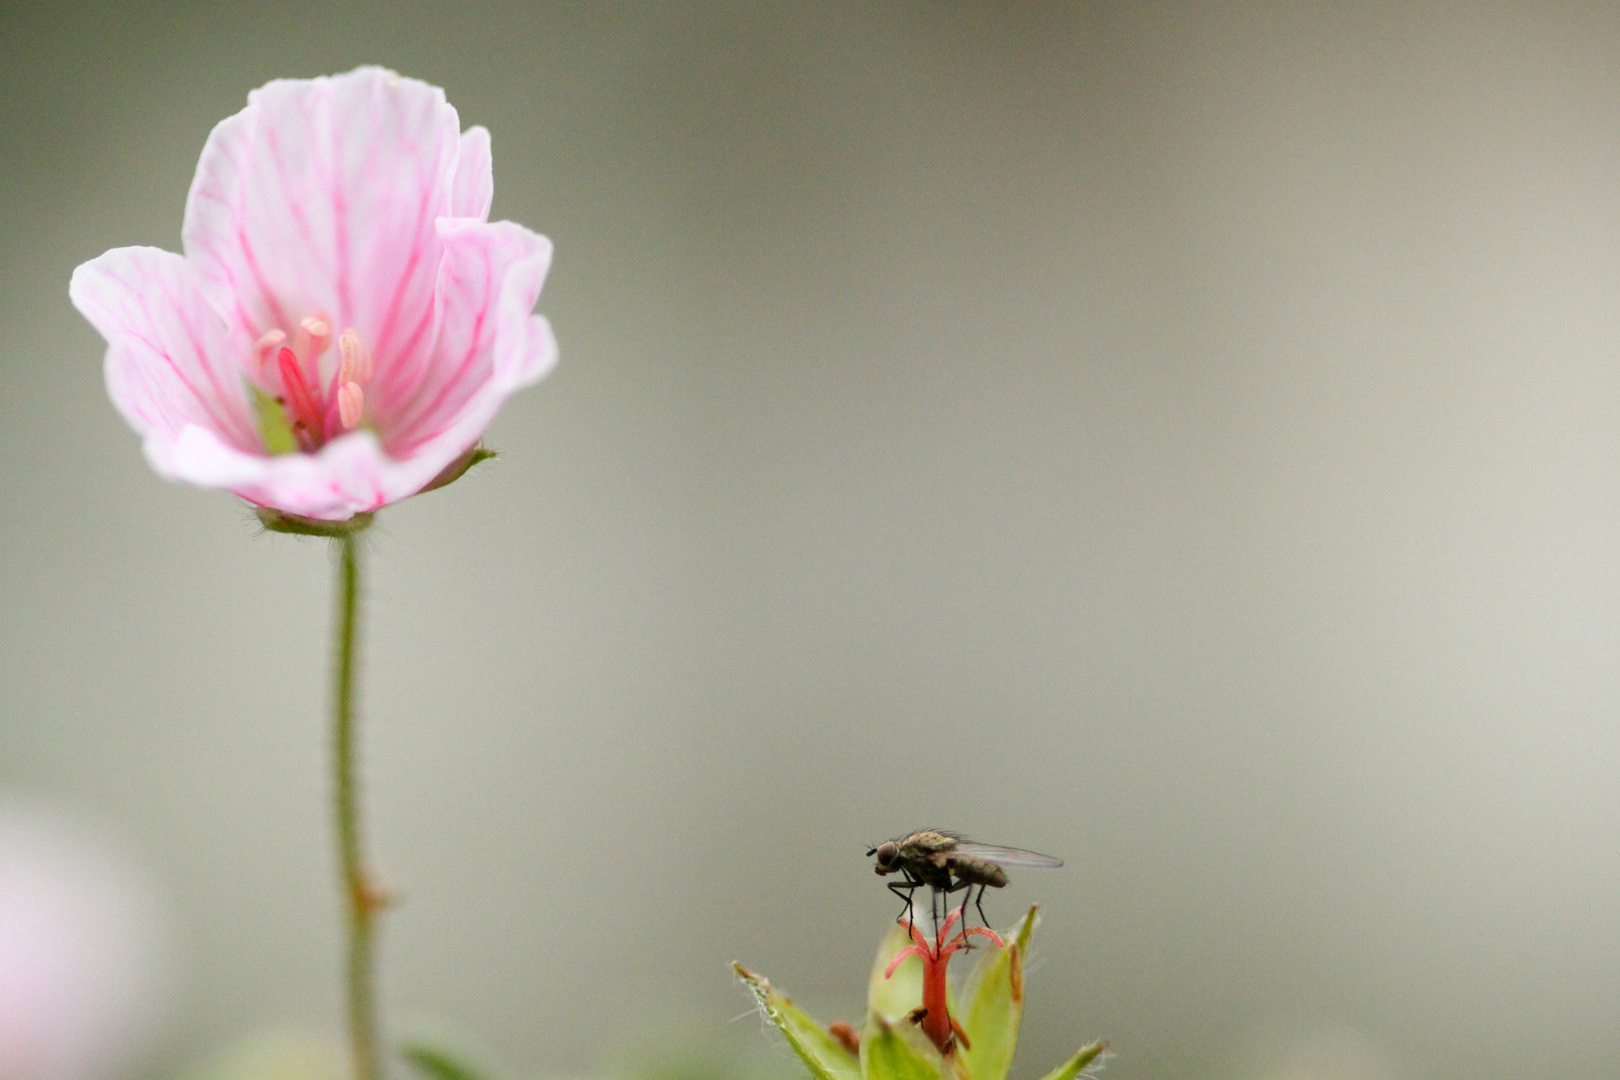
[4,3,1620,1079]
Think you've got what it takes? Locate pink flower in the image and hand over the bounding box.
[70,67,557,521]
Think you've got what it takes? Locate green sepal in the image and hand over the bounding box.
[1032,1041,1106,1080]
[957,907,1038,1080]
[400,1043,498,1080]
[249,384,300,456]
[859,1015,948,1080]
[417,443,498,496]
[255,507,375,537]
[734,962,861,1080]
[867,921,926,1023]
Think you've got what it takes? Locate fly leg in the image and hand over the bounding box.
[887,875,920,928]
[929,883,939,936]
[973,883,991,935]
[941,876,974,946]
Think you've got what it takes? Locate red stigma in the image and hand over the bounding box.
[277,345,325,450]
[884,905,1005,1054]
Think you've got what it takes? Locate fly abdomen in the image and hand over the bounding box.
[948,857,1009,889]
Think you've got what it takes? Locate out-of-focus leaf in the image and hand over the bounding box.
[735,962,861,1080]
[401,1042,497,1080]
[1032,1042,1106,1080]
[184,1031,346,1080]
[867,922,924,1023]
[859,1016,946,1080]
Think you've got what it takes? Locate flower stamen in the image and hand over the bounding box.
[253,329,287,377]
[338,328,372,383]
[296,314,332,370]
[338,382,365,431]
[252,320,377,453]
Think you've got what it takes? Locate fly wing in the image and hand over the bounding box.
[950,841,1064,869]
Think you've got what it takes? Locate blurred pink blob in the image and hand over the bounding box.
[0,801,169,1080]
[70,67,557,521]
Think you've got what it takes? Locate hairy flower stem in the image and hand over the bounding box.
[332,530,382,1080]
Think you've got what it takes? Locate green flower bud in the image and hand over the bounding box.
[736,906,1104,1080]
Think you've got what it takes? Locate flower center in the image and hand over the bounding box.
[249,314,374,455]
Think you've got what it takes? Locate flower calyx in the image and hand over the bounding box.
[256,507,375,537]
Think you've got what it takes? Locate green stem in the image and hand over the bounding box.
[333,530,382,1080]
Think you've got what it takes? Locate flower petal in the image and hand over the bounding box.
[198,427,496,521]
[381,218,556,452]
[451,126,493,221]
[69,246,257,452]
[156,429,390,521]
[182,67,461,372]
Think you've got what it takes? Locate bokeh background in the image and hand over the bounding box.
[4,3,1620,1079]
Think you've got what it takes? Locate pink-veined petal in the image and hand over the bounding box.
[161,428,387,521]
[245,427,482,519]
[182,67,461,373]
[451,126,493,221]
[69,246,257,452]
[381,217,555,449]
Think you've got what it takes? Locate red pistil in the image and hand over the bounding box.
[277,345,325,451]
[883,904,1005,1054]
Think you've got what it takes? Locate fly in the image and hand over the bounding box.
[866,829,1063,933]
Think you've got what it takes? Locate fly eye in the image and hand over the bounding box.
[876,842,899,868]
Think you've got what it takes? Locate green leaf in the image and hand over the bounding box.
[957,907,1038,1080]
[867,922,925,1023]
[401,1043,497,1080]
[250,384,299,456]
[859,1016,947,1080]
[734,962,861,1080]
[1032,1042,1106,1080]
